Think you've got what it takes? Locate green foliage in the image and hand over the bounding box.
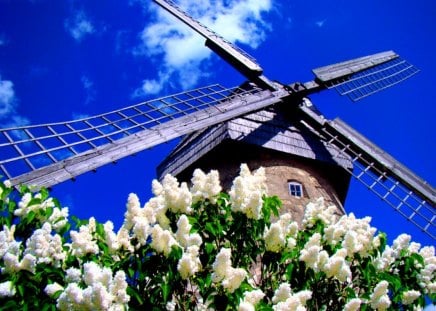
[0,176,434,310]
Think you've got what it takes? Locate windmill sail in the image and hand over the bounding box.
[299,104,435,239]
[312,51,420,101]
[0,85,289,189]
[152,0,276,91]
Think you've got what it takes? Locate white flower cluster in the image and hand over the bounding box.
[14,192,69,232]
[343,298,362,311]
[238,289,265,311]
[324,213,377,258]
[0,224,34,275]
[24,222,66,267]
[191,169,222,204]
[153,174,192,214]
[229,164,267,220]
[50,261,130,311]
[70,217,99,257]
[175,215,203,279]
[301,197,337,229]
[299,233,323,271]
[402,289,421,305]
[103,221,133,255]
[264,213,298,252]
[374,234,412,271]
[150,224,180,257]
[299,233,351,283]
[177,245,201,280]
[418,246,436,294]
[212,248,247,293]
[369,280,391,310]
[0,280,15,298]
[272,283,312,311]
[121,193,156,246]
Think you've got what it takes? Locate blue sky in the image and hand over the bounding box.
[0,0,434,246]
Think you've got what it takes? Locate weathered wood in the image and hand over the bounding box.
[153,0,276,90]
[158,103,353,179]
[10,89,289,189]
[312,51,398,82]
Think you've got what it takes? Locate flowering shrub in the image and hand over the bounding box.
[0,164,435,310]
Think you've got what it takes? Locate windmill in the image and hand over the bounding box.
[0,0,434,239]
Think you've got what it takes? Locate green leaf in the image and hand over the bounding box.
[345,287,357,299]
[380,273,401,292]
[162,283,171,303]
[205,222,217,236]
[205,242,215,255]
[127,286,144,305]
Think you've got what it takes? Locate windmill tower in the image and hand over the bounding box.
[0,0,434,238]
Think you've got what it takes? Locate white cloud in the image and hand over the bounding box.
[2,115,30,129]
[0,76,30,130]
[81,75,96,105]
[133,0,272,96]
[0,77,16,116]
[65,11,95,42]
[315,19,327,28]
[72,112,90,120]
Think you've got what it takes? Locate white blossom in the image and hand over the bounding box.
[241,289,265,306]
[302,197,337,228]
[47,207,69,231]
[324,213,377,258]
[70,217,99,257]
[3,180,11,188]
[418,246,436,294]
[264,213,298,252]
[24,222,66,266]
[370,280,391,310]
[191,169,222,203]
[155,175,193,214]
[83,261,113,287]
[299,233,323,270]
[229,164,267,220]
[343,298,361,311]
[45,283,64,297]
[56,262,129,310]
[273,289,312,311]
[2,252,36,274]
[212,248,247,293]
[322,248,351,283]
[14,193,66,230]
[150,224,180,257]
[0,225,19,258]
[123,193,143,230]
[110,271,130,304]
[0,280,15,297]
[272,283,292,304]
[116,227,134,252]
[177,245,202,279]
[66,267,82,283]
[402,290,421,305]
[264,223,285,252]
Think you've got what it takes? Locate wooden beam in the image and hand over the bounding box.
[10,88,290,189]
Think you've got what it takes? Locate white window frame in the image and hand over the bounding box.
[288,181,303,198]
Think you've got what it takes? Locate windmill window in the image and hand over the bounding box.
[288,181,303,198]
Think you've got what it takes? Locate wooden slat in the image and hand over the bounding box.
[153,0,276,90]
[299,104,436,206]
[312,51,398,82]
[10,89,289,189]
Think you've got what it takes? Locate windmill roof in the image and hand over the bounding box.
[157,105,352,179]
